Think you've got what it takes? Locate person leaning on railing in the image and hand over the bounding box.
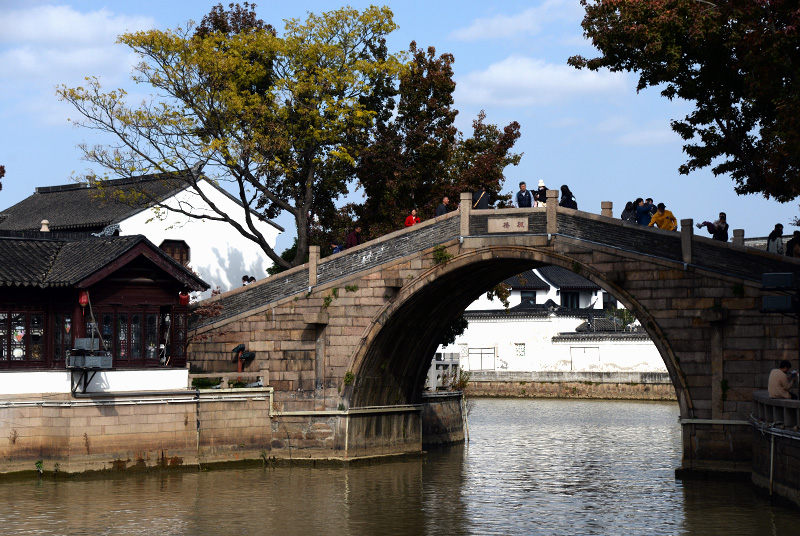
[768,360,798,400]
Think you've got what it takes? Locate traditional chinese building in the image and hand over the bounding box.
[0,230,207,391]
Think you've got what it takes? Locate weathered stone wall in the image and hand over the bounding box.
[421,392,465,447]
[467,381,676,401]
[187,204,800,472]
[0,391,270,474]
[751,429,800,508]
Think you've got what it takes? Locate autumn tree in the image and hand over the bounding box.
[350,42,521,239]
[569,0,800,201]
[58,5,401,269]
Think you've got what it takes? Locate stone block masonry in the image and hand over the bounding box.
[187,203,800,474]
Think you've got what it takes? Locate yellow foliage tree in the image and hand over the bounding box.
[58,5,401,269]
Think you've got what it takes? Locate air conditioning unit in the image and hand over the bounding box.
[762,295,795,312]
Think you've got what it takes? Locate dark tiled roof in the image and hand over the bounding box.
[465,300,599,320]
[0,172,188,232]
[503,270,549,290]
[0,170,283,233]
[0,232,207,290]
[537,265,600,290]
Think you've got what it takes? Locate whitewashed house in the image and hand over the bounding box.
[427,266,665,390]
[0,170,283,297]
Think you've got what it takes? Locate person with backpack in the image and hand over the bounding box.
[473,185,489,209]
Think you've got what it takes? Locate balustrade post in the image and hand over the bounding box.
[680,219,693,264]
[460,192,472,237]
[309,245,319,286]
[546,189,559,235]
[601,201,613,218]
[733,229,745,246]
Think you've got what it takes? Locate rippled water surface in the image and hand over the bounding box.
[1,398,799,535]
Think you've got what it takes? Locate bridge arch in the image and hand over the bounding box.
[346,243,691,417]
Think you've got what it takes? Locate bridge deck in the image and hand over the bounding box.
[195,208,800,328]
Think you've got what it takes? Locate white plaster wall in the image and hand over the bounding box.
[0,369,189,395]
[440,315,665,374]
[120,180,281,297]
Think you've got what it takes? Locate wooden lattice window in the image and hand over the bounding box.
[159,239,190,265]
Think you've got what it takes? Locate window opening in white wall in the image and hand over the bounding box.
[468,347,496,370]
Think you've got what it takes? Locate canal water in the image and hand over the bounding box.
[1,398,799,535]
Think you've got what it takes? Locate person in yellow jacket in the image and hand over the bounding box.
[648,202,677,231]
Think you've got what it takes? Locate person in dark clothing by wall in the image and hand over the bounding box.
[435,196,449,217]
[345,225,361,249]
[784,231,800,258]
[620,201,636,223]
[516,181,533,208]
[559,185,577,209]
[473,185,489,209]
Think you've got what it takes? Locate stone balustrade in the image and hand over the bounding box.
[753,390,800,429]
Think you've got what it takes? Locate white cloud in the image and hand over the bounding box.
[450,0,583,41]
[0,5,155,124]
[0,5,155,46]
[455,56,629,107]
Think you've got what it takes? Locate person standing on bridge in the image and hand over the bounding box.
[648,203,677,231]
[784,231,800,258]
[768,360,797,399]
[435,196,449,217]
[404,209,421,227]
[473,185,490,209]
[534,180,548,207]
[620,201,637,223]
[345,225,362,249]
[767,223,785,254]
[634,198,653,225]
[558,185,578,209]
[516,182,533,208]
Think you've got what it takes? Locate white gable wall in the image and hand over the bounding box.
[120,181,280,296]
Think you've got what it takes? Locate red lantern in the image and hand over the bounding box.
[78,290,89,308]
[179,292,190,306]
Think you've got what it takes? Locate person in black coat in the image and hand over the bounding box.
[473,185,489,209]
[559,185,577,210]
[435,196,449,217]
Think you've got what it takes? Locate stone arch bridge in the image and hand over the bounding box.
[191,191,800,472]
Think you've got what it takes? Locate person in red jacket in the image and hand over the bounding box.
[345,225,361,249]
[404,209,421,227]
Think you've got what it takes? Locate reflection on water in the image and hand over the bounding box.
[0,398,798,535]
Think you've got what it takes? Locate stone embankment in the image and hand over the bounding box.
[465,371,676,401]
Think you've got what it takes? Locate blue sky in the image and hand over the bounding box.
[1,0,797,252]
